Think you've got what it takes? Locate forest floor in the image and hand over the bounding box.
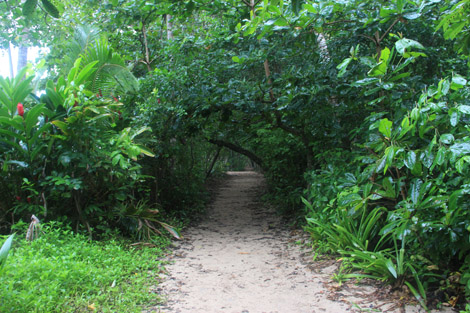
[146,171,455,313]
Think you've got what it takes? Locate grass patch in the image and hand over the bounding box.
[0,222,167,312]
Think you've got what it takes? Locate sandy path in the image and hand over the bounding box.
[149,171,452,313]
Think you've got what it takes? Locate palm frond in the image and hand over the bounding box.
[80,38,139,96]
[62,25,101,74]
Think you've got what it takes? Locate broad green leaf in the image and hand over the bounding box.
[403,12,421,20]
[449,108,459,126]
[274,17,289,27]
[384,146,395,173]
[456,157,466,173]
[67,67,78,84]
[435,147,447,166]
[337,57,352,77]
[382,176,395,197]
[404,51,427,58]
[449,142,470,159]
[458,105,470,114]
[52,120,69,135]
[380,7,395,18]
[382,82,395,90]
[0,129,27,143]
[420,150,434,168]
[244,27,256,36]
[368,48,391,76]
[389,72,411,82]
[451,74,467,90]
[45,87,64,108]
[25,103,45,136]
[303,3,317,13]
[352,78,380,86]
[404,151,416,169]
[12,76,34,111]
[410,179,423,205]
[391,57,415,74]
[395,38,425,56]
[138,145,155,157]
[0,116,24,131]
[441,79,451,96]
[379,118,392,138]
[411,160,422,176]
[0,234,15,269]
[41,0,60,18]
[385,258,397,279]
[439,133,454,144]
[22,0,38,16]
[449,189,463,210]
[268,5,282,15]
[338,193,362,207]
[444,21,466,40]
[359,56,376,67]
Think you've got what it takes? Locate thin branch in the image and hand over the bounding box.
[379,18,400,43]
[359,34,377,44]
[324,19,356,26]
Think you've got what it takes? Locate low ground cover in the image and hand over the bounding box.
[0,222,167,313]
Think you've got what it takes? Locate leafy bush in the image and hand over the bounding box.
[304,69,470,305]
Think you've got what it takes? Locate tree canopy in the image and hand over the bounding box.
[1,0,470,309]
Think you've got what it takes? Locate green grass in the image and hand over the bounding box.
[0,222,167,312]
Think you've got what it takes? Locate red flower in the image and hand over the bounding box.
[157,98,161,104]
[15,196,21,201]
[113,96,118,102]
[17,103,24,117]
[99,89,103,97]
[27,197,32,204]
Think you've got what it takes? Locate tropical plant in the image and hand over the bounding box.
[0,234,15,273]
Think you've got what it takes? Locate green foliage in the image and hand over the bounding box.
[3,0,470,309]
[0,223,164,312]
[0,234,15,272]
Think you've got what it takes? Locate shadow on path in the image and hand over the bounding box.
[148,171,443,313]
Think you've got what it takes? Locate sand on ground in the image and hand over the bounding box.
[147,171,455,313]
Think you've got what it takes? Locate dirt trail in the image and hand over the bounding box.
[149,171,450,313]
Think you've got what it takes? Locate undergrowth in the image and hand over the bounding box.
[0,222,166,313]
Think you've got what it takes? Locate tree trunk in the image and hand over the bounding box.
[17,45,28,73]
[316,32,330,60]
[205,146,222,180]
[166,14,174,40]
[7,42,14,78]
[141,21,152,72]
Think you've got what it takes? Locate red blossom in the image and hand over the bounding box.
[157,98,161,104]
[27,197,32,204]
[113,96,118,102]
[15,196,21,201]
[17,103,24,117]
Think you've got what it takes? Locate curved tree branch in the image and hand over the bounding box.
[207,139,265,170]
